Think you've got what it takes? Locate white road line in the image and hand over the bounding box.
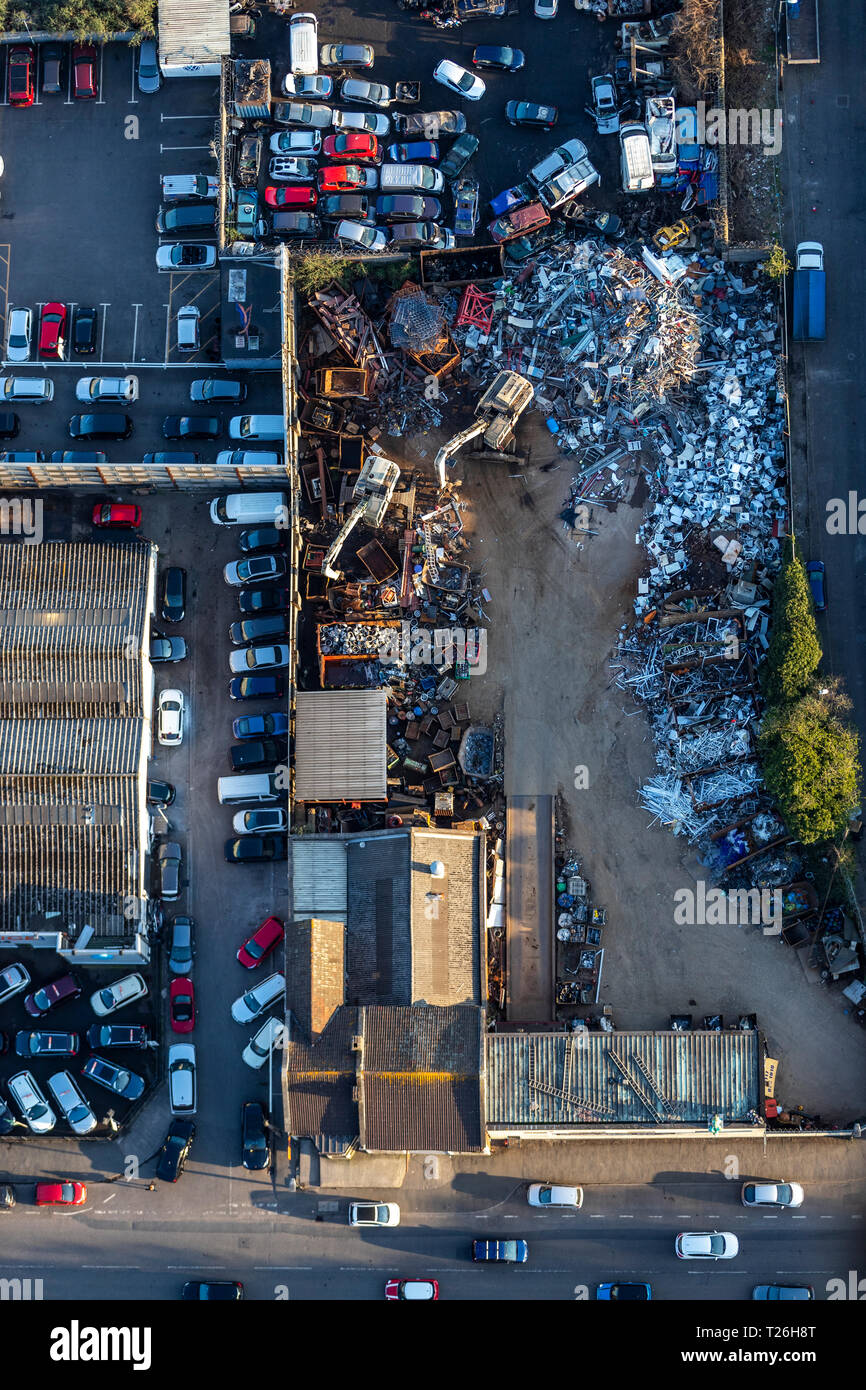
[762,1214,779,1219]
[792,1214,806,1219]
[82,1265,140,1270]
[131,303,142,361]
[618,1214,635,1219]
[161,112,214,121]
[687,1269,742,1275]
[254,1266,312,1271]
[129,51,138,105]
[99,304,109,360]
[34,50,41,106]
[589,1213,604,1219]
[97,45,106,104]
[160,144,213,153]
[167,1266,226,1271]
[163,303,172,365]
[819,1214,833,1219]
[647,1215,663,1220]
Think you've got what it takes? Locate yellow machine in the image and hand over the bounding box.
[652,220,691,253]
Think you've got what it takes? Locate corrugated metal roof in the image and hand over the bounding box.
[485,1030,761,1128]
[294,690,387,802]
[159,0,230,69]
[291,839,347,920]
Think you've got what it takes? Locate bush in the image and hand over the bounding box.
[0,0,156,36]
[762,245,791,282]
[762,541,822,704]
[760,684,861,845]
[290,253,354,298]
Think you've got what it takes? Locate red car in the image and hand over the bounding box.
[170,977,195,1034]
[8,46,35,106]
[35,1181,87,1207]
[39,302,67,359]
[72,43,98,100]
[237,915,284,969]
[264,185,317,209]
[92,503,141,528]
[316,164,377,193]
[322,132,380,163]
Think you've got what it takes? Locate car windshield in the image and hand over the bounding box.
[30,1103,48,1120]
[33,989,50,1009]
[69,1104,90,1124]
[456,72,474,92]
[775,1185,793,1203]
[98,988,116,1007]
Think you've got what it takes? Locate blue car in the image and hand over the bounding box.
[81,1055,145,1102]
[232,712,289,740]
[489,182,532,216]
[229,675,286,701]
[806,559,826,611]
[597,1283,652,1300]
[471,45,525,72]
[472,1239,528,1263]
[386,141,439,164]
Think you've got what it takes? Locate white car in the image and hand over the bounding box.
[270,129,322,155]
[433,60,486,102]
[6,306,32,362]
[0,960,31,1005]
[283,73,333,100]
[268,155,317,182]
[230,971,285,1024]
[341,77,392,108]
[155,244,217,272]
[741,1182,804,1208]
[75,376,139,404]
[675,1231,739,1260]
[47,1070,98,1136]
[242,1015,286,1069]
[334,219,387,251]
[534,0,558,15]
[349,1201,400,1227]
[176,306,200,354]
[158,688,186,747]
[233,808,288,835]
[529,137,588,188]
[161,174,218,201]
[168,1042,197,1115]
[8,1071,56,1133]
[527,1183,583,1209]
[90,973,148,1017]
[229,644,290,674]
[2,377,53,403]
[589,73,619,135]
[332,109,391,136]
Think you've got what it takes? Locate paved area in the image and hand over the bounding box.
[505,794,554,1020]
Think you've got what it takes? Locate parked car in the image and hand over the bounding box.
[472,45,524,71]
[588,73,620,135]
[176,306,200,354]
[752,1285,814,1301]
[76,376,138,403]
[237,586,291,615]
[150,635,187,664]
[190,379,245,404]
[439,132,480,182]
[472,1239,528,1262]
[86,1025,150,1050]
[231,972,285,1025]
[454,177,479,237]
[237,914,285,968]
[384,1279,439,1301]
[35,1181,87,1207]
[232,807,288,835]
[323,132,380,162]
[3,377,53,403]
[505,100,558,129]
[242,1101,271,1170]
[161,173,218,201]
[270,211,321,238]
[229,675,286,701]
[224,555,287,586]
[392,110,465,137]
[270,129,321,155]
[527,1183,583,1208]
[15,1031,79,1058]
[5,306,32,362]
[332,109,390,136]
[239,526,287,554]
[137,37,161,93]
[8,45,35,106]
[143,452,200,466]
[317,164,378,192]
[168,916,194,974]
[90,973,148,1017]
[269,155,318,182]
[24,973,81,1018]
[168,1043,197,1115]
[376,194,441,222]
[70,414,132,441]
[156,203,217,236]
[72,43,98,100]
[741,1182,804,1208]
[92,501,140,527]
[170,977,195,1033]
[47,1070,97,1135]
[162,415,220,440]
[156,1118,195,1182]
[156,243,217,271]
[241,1015,285,1068]
[7,1071,55,1132]
[386,141,439,164]
[283,73,333,100]
[41,44,65,94]
[597,1283,652,1300]
[534,0,558,15]
[349,1201,400,1227]
[81,1055,145,1102]
[675,1232,739,1260]
[334,220,387,251]
[228,737,284,768]
[272,101,333,128]
[225,836,288,864]
[160,568,186,623]
[320,42,374,69]
[72,305,98,353]
[341,77,391,108]
[157,689,185,746]
[38,302,67,358]
[433,59,485,101]
[806,559,826,611]
[0,962,31,1006]
[229,618,289,649]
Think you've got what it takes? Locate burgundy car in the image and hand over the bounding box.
[23,973,81,1018]
[237,915,284,969]
[72,43,98,100]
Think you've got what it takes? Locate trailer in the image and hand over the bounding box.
[420,243,504,287]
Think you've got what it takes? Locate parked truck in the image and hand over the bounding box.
[791,241,825,342]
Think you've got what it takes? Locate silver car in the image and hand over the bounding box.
[0,960,31,1005]
[270,129,321,156]
[47,1070,98,1136]
[137,38,161,94]
[332,109,391,136]
[5,306,32,363]
[8,1070,56,1133]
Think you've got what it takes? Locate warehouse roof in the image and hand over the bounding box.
[158,0,230,71]
[294,690,387,802]
[485,1029,761,1129]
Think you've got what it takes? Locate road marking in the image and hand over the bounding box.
[254,1266,312,1271]
[167,1265,226,1270]
[589,1213,604,1219]
[160,144,213,152]
[762,1214,779,1219]
[99,303,109,360]
[163,302,172,365]
[819,1214,833,1219]
[129,51,138,105]
[618,1214,635,1219]
[686,1270,742,1275]
[792,1214,806,1219]
[161,112,214,121]
[131,303,141,361]
[97,45,106,104]
[647,1215,663,1220]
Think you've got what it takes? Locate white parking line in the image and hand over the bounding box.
[163,303,172,364]
[129,50,138,105]
[99,304,109,360]
[131,303,141,361]
[97,45,105,104]
[160,144,213,153]
[34,50,41,106]
[160,112,215,122]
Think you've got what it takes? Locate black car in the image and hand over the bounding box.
[14,1030,79,1057]
[156,840,182,900]
[472,45,524,71]
[228,739,284,771]
[238,527,286,554]
[156,1118,196,1183]
[318,194,373,222]
[376,194,442,222]
[182,1281,243,1300]
[271,211,321,238]
[224,836,288,863]
[0,413,20,439]
[150,635,187,663]
[161,567,186,624]
[147,779,176,806]
[229,614,291,645]
[242,1101,271,1171]
[505,100,559,130]
[86,1024,150,1050]
[237,587,291,614]
[156,203,218,235]
[69,413,133,440]
[41,42,65,94]
[228,675,286,701]
[72,305,98,355]
[162,415,221,440]
[189,379,246,403]
[142,452,200,465]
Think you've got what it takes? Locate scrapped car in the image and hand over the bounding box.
[334,220,387,251]
[272,101,333,129]
[386,140,439,164]
[439,132,479,182]
[332,109,391,136]
[322,132,380,162]
[268,155,318,182]
[472,45,524,71]
[320,42,374,69]
[454,177,479,237]
[283,73,333,99]
[488,200,550,244]
[392,110,465,138]
[265,185,317,210]
[317,163,378,192]
[340,77,391,108]
[489,181,533,216]
[270,129,321,156]
[537,158,600,211]
[588,73,620,135]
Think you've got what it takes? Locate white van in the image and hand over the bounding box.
[289,12,318,76]
[619,121,654,193]
[217,772,284,804]
[380,163,445,194]
[209,490,288,525]
[228,415,285,442]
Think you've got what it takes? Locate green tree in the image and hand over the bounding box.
[762,540,822,704]
[760,682,861,844]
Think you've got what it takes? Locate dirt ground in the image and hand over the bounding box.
[395,411,866,1124]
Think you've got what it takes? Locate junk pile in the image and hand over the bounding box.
[554,851,607,1011]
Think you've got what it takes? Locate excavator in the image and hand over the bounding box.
[321,452,401,581]
[434,370,534,490]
